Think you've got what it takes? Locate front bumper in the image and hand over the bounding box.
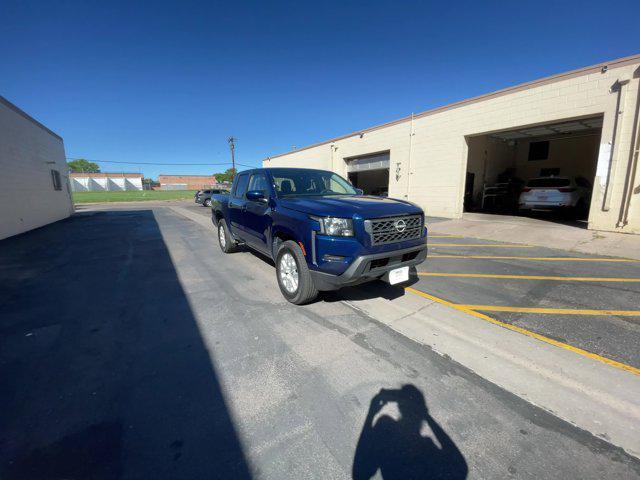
[309,243,427,291]
[519,202,573,210]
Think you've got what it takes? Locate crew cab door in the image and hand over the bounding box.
[243,171,273,253]
[228,173,250,239]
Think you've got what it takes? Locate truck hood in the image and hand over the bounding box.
[277,195,422,218]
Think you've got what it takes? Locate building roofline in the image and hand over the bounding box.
[265,53,640,161]
[0,95,63,141]
[157,174,217,177]
[69,172,143,177]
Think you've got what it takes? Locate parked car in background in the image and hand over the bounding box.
[195,188,230,207]
[518,176,592,215]
[211,168,428,304]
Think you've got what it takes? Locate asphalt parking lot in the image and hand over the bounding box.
[2,204,639,478]
[187,203,640,371]
[415,228,640,371]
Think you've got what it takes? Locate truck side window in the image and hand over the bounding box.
[233,174,250,198]
[248,173,269,194]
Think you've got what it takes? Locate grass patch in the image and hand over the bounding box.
[73,190,198,203]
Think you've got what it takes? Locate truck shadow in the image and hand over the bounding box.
[353,385,468,480]
[0,210,252,479]
[326,274,420,303]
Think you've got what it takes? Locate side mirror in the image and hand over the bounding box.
[246,190,267,202]
[355,188,364,195]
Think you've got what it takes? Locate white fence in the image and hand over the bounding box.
[71,176,142,191]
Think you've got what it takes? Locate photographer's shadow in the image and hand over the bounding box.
[353,385,468,479]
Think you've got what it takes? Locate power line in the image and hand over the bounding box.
[66,157,256,168]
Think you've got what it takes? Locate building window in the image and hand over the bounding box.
[528,141,549,161]
[51,169,62,190]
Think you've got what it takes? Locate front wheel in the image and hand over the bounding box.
[276,240,318,305]
[218,220,238,253]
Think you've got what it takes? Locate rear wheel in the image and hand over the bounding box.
[204,198,212,207]
[575,198,588,219]
[218,220,238,253]
[276,240,318,305]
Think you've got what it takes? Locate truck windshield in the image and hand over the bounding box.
[269,168,357,197]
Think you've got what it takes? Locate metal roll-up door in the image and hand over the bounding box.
[346,152,390,172]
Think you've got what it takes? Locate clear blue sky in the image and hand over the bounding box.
[2,0,638,179]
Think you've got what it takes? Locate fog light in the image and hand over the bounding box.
[323,254,345,262]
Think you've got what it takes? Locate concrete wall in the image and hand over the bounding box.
[514,135,600,183]
[264,56,640,234]
[0,97,73,240]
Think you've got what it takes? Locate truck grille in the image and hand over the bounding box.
[366,215,423,246]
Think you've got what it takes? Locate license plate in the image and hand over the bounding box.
[388,266,409,285]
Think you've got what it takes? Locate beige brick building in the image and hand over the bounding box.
[0,96,73,240]
[264,54,640,234]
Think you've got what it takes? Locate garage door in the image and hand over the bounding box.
[346,152,390,172]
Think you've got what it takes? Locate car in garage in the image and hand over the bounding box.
[211,167,428,304]
[195,188,230,207]
[518,176,592,215]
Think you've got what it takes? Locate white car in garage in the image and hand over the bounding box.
[518,176,591,215]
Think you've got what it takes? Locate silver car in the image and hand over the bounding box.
[518,176,591,214]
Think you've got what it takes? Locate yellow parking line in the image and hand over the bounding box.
[418,272,640,282]
[462,305,640,316]
[428,255,640,262]
[428,235,466,238]
[431,243,534,248]
[404,287,640,376]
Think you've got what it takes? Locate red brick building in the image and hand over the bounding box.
[158,174,218,190]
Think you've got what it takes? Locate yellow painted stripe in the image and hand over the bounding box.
[463,305,640,316]
[430,243,534,248]
[428,235,466,238]
[404,287,640,376]
[418,272,640,282]
[428,255,640,262]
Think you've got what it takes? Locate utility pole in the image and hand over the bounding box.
[228,136,236,181]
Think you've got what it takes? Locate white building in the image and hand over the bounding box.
[70,172,143,191]
[265,54,640,234]
[0,96,74,240]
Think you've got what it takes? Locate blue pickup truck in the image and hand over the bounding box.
[211,167,428,304]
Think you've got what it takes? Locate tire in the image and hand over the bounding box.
[276,240,318,305]
[217,219,238,253]
[204,199,212,207]
[575,199,588,219]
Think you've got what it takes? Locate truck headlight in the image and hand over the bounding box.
[320,217,354,237]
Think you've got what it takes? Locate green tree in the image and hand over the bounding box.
[67,159,100,173]
[214,167,236,183]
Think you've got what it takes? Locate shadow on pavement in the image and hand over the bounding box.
[353,385,468,480]
[327,273,419,303]
[0,210,251,479]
